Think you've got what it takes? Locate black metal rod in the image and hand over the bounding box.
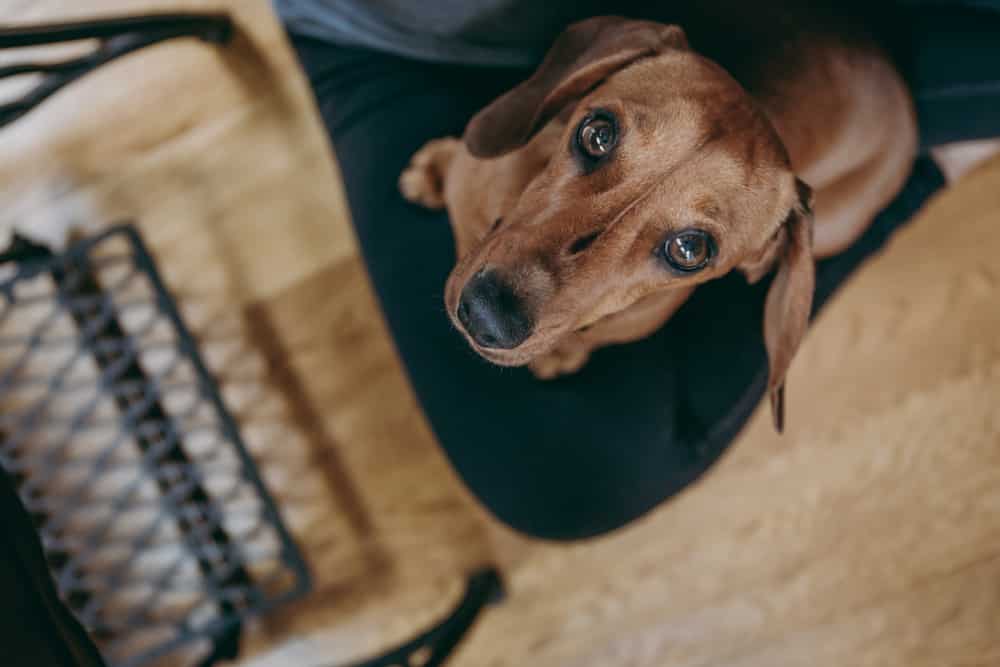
[0,13,232,48]
[341,568,504,667]
[50,249,252,654]
[0,226,310,667]
[0,13,233,130]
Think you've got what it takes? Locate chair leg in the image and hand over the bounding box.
[343,568,505,667]
[0,13,232,129]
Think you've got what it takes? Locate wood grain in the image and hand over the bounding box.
[2,2,999,666]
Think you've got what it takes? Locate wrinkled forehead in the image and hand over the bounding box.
[573,53,796,231]
[581,52,790,169]
[643,149,796,241]
[607,52,760,117]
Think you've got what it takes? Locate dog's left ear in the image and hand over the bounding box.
[742,178,815,433]
[464,17,687,158]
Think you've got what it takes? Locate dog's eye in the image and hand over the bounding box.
[662,229,715,272]
[576,112,617,160]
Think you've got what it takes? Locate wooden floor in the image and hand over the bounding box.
[3,2,1000,666]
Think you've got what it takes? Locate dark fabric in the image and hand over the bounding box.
[289,4,992,540]
[0,467,107,667]
[903,6,1000,146]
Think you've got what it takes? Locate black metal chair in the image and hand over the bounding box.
[0,13,501,667]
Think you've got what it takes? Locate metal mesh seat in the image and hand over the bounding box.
[0,227,310,666]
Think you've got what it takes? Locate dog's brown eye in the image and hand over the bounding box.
[577,115,617,159]
[663,229,714,272]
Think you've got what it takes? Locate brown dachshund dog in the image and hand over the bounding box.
[399,12,917,430]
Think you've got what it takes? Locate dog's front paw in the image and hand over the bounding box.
[398,138,457,209]
[399,164,445,209]
[529,344,591,380]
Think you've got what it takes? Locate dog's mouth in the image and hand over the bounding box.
[475,346,528,366]
[462,331,562,367]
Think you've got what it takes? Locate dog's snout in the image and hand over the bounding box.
[457,271,533,349]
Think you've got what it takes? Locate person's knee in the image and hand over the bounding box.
[470,448,706,542]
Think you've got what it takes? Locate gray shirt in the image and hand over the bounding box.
[272,0,604,66]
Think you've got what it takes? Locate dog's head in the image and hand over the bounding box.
[446,16,814,429]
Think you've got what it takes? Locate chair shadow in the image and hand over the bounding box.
[243,299,393,574]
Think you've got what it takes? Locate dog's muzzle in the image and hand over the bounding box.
[456,270,533,349]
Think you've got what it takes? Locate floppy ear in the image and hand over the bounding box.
[761,178,815,433]
[463,17,687,157]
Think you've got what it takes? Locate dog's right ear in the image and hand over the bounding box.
[760,179,815,433]
[463,17,688,158]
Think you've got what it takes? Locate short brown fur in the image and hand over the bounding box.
[399,13,917,430]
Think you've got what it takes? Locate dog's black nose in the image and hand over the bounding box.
[457,271,533,349]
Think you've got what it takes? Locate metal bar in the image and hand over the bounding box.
[49,246,252,654]
[126,224,312,597]
[343,569,504,667]
[0,227,310,666]
[0,13,233,129]
[0,13,231,48]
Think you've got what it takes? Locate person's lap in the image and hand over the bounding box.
[289,34,946,540]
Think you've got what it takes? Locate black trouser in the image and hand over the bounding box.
[286,8,997,540]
